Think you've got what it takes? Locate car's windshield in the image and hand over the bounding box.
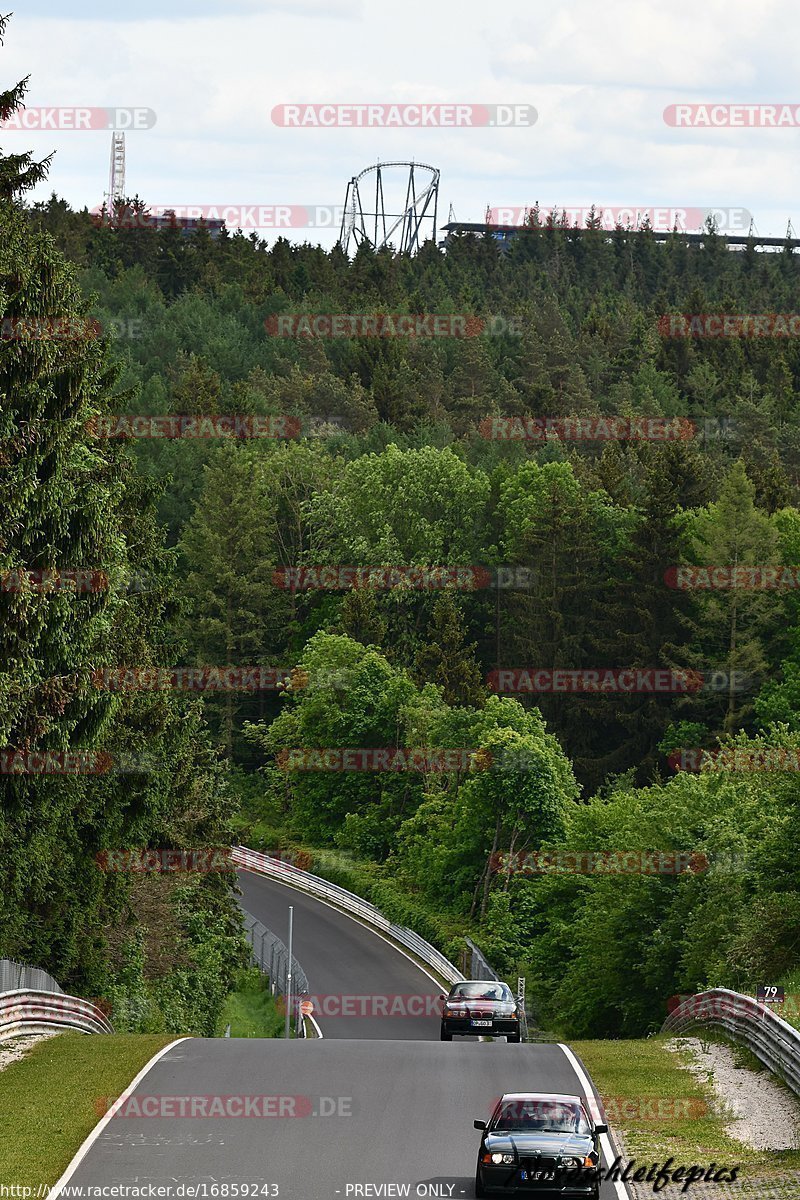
[492,1101,591,1135]
[451,983,513,1001]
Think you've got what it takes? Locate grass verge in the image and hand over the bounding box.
[0,1032,174,1189]
[574,1034,800,1190]
[215,968,288,1038]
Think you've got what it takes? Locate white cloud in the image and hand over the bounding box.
[2,0,798,245]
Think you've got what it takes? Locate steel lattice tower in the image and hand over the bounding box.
[104,132,126,220]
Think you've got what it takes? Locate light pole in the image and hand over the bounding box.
[284,905,294,1039]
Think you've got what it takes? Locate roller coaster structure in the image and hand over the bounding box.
[338,161,439,255]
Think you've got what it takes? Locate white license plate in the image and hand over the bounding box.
[471,1019,492,1026]
[519,1171,555,1182]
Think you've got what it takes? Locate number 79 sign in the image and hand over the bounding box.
[758,985,785,1004]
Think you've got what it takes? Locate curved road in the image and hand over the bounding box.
[62,868,630,1200]
[237,870,446,1039]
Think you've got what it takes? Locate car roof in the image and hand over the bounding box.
[497,1093,585,1105]
[451,979,511,987]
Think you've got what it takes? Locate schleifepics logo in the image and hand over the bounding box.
[555,1158,739,1193]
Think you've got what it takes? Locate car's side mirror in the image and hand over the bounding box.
[594,1123,608,1134]
[440,994,447,1002]
[474,1119,486,1130]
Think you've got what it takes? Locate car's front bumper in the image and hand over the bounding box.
[442,1018,520,1036]
[477,1163,599,1195]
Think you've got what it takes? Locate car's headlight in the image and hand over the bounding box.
[561,1157,582,1171]
[490,1153,516,1165]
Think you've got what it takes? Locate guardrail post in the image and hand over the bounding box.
[285,905,293,1039]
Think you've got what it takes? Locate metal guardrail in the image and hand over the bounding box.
[0,990,114,1042]
[233,846,464,987]
[465,936,499,981]
[662,988,800,1097]
[464,938,532,1042]
[0,958,64,995]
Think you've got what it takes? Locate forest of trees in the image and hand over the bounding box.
[0,16,243,1035]
[3,8,800,1037]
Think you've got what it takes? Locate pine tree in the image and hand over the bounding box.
[178,442,333,760]
[0,21,237,1002]
[414,592,485,706]
[682,460,781,734]
[0,15,51,199]
[585,442,709,784]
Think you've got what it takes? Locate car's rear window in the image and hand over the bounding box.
[450,982,513,1001]
[492,1100,591,1134]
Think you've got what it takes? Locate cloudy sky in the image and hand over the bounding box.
[3,0,800,246]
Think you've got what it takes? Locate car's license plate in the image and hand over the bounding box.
[471,1019,492,1026]
[519,1171,555,1182]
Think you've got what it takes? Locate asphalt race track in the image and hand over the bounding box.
[63,870,630,1200]
[236,870,446,1039]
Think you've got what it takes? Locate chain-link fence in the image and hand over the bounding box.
[0,958,63,995]
[241,913,309,998]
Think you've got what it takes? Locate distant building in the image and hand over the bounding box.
[441,221,800,253]
[96,210,227,239]
[147,213,226,238]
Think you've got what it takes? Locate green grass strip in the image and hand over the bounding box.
[0,1032,174,1189]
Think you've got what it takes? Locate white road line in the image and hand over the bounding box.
[242,867,500,1042]
[558,1042,631,1199]
[48,1037,191,1200]
[238,865,447,992]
